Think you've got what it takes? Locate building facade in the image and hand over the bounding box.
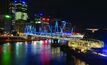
[9,0,28,33]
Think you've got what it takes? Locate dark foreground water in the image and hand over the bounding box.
[0,40,107,65]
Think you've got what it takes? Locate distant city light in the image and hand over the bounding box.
[46,18,50,21]
[37,21,41,24]
[35,21,41,24]
[22,1,26,4]
[4,15,12,20]
[86,28,99,33]
[62,21,66,22]
[42,18,45,21]
[41,18,50,22]
[34,13,37,16]
[15,1,17,2]
[15,12,28,20]
[40,13,43,16]
[5,15,11,18]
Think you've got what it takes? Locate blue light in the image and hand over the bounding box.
[34,13,37,16]
[40,13,43,16]
[55,21,59,32]
[62,21,66,23]
[14,0,17,3]
[22,1,26,4]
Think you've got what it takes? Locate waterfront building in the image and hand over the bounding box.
[9,0,28,33]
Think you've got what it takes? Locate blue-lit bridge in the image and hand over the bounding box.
[24,32,84,41]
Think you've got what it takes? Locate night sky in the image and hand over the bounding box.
[28,0,107,28]
[1,0,107,28]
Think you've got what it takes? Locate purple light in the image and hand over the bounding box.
[15,1,17,2]
[34,13,37,16]
[22,1,26,4]
[62,21,66,22]
[40,13,43,16]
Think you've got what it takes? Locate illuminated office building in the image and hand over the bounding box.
[9,0,28,33]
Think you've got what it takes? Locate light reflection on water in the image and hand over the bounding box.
[0,40,89,65]
[2,43,11,65]
[75,58,88,65]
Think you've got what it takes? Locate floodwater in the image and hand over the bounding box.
[0,40,106,65]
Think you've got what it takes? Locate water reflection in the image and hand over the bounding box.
[2,43,12,65]
[74,58,88,65]
[0,40,102,65]
[15,42,26,65]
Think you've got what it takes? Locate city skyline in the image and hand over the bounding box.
[0,1,107,65]
[0,0,107,28]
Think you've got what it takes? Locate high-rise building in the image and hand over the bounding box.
[9,0,28,33]
[15,0,28,21]
[9,0,28,21]
[0,0,9,30]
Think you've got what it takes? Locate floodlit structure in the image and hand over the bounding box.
[68,39,104,53]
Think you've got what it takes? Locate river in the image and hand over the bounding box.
[0,39,107,65]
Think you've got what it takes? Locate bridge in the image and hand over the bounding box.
[24,32,84,41]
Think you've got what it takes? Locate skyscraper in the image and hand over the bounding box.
[10,0,28,33]
[0,0,7,28]
[10,0,28,21]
